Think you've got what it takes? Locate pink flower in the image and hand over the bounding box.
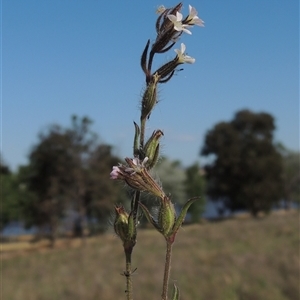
[110,166,121,179]
[109,157,166,199]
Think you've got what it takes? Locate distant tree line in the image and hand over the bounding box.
[1,115,205,244]
[1,110,299,242]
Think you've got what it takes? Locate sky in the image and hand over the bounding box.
[2,0,299,171]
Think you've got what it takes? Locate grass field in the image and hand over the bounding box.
[2,210,299,300]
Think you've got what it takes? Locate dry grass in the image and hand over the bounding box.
[2,210,299,300]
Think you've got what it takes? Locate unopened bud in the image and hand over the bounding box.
[141,73,160,120]
[143,129,164,169]
[158,196,176,237]
[114,205,129,242]
[114,205,137,248]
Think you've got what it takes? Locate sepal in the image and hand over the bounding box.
[171,197,199,238]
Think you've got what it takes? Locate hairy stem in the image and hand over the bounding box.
[161,240,173,300]
[124,247,133,300]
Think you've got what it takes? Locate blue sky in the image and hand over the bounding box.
[2,0,299,170]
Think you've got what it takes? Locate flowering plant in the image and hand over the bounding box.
[110,3,204,299]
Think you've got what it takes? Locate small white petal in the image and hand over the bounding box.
[189,5,197,18]
[176,12,183,21]
[167,14,177,22]
[184,56,195,64]
[182,27,192,35]
[180,43,186,53]
[132,158,139,165]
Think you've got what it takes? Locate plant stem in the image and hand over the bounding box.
[161,240,173,300]
[123,189,140,300]
[124,246,133,300]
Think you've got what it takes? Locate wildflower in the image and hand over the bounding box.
[175,43,195,64]
[167,11,192,35]
[110,157,166,199]
[150,3,183,56]
[153,43,195,82]
[183,5,205,27]
[110,166,122,179]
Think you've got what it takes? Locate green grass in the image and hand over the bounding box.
[2,211,299,300]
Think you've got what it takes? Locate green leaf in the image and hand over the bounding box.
[133,122,140,157]
[171,197,199,236]
[171,284,180,300]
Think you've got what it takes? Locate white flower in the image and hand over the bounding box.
[175,43,195,64]
[167,12,192,35]
[185,5,205,26]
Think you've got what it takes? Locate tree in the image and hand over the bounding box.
[1,158,37,232]
[1,162,18,231]
[184,163,206,222]
[20,116,126,241]
[277,144,300,208]
[201,110,284,217]
[23,125,75,244]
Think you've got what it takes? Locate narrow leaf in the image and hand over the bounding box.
[133,122,140,157]
[141,39,150,77]
[171,284,180,300]
[171,197,199,236]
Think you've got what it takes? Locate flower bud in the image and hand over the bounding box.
[158,196,176,237]
[114,205,137,248]
[143,129,164,169]
[141,73,160,120]
[114,205,129,242]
